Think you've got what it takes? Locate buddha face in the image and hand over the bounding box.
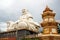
[22,9,26,13]
[22,9,28,15]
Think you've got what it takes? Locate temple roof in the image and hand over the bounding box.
[43,6,53,12]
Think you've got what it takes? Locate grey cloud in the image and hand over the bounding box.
[0,22,7,31]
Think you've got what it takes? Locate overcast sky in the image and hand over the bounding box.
[0,0,60,31]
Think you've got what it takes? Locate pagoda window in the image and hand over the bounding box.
[44,18,48,22]
[51,28,57,33]
[49,18,54,22]
[43,28,50,33]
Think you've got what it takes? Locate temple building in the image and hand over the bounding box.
[0,6,60,40]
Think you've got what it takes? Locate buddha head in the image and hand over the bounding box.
[22,8,28,15]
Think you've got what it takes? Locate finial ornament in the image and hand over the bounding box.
[43,5,53,12]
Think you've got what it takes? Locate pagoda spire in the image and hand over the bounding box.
[43,5,53,12]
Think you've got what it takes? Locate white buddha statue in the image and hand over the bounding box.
[7,9,40,32]
[17,9,40,32]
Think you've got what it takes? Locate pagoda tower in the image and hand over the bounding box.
[41,6,58,34]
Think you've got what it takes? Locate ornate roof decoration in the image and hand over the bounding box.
[43,6,53,12]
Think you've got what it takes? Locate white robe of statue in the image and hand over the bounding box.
[17,9,40,32]
[7,21,15,31]
[7,9,40,32]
